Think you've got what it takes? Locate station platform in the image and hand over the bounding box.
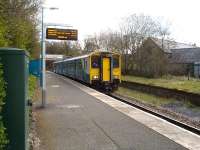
[35,72,200,150]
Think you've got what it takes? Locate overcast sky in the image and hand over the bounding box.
[44,0,200,45]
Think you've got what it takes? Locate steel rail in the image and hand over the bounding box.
[108,93,200,136]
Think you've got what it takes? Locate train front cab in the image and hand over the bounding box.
[90,52,121,91]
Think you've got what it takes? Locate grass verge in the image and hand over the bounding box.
[29,75,38,101]
[116,87,177,106]
[122,75,200,94]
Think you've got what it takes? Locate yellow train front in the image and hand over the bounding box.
[53,51,121,91]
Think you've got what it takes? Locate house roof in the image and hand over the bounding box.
[151,38,197,53]
[169,48,200,63]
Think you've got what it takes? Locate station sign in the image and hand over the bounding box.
[46,28,78,41]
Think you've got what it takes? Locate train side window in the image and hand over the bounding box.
[91,56,100,68]
[84,59,87,69]
[113,56,119,68]
[78,61,82,69]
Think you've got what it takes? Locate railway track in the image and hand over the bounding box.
[120,80,200,106]
[107,93,200,136]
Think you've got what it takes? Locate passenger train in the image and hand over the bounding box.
[53,51,121,91]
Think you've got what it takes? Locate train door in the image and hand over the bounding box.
[102,57,110,81]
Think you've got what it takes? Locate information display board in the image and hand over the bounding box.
[46,28,78,40]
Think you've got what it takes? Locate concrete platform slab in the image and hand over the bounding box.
[34,72,200,150]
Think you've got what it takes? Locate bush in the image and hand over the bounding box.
[29,75,37,100]
[0,64,8,149]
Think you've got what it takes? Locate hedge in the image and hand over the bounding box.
[0,64,8,149]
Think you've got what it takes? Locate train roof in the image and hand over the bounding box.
[54,54,89,64]
[53,51,120,64]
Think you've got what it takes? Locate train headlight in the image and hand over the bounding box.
[92,75,99,80]
[113,75,119,79]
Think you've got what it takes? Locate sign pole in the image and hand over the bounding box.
[41,26,78,108]
[41,7,59,108]
[42,8,46,108]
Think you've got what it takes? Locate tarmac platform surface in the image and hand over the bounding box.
[34,72,199,150]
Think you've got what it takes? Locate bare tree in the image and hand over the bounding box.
[118,14,171,74]
[46,41,82,56]
[97,29,122,52]
[83,13,171,75]
[84,35,100,51]
[119,14,160,54]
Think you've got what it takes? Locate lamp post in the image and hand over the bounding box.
[41,7,58,108]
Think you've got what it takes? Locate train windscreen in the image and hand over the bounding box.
[113,56,119,68]
[91,56,100,68]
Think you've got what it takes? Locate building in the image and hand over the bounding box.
[134,38,170,77]
[137,37,200,77]
[169,48,200,77]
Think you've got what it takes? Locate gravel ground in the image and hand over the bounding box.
[112,93,200,130]
[162,101,200,122]
[28,82,41,150]
[28,109,41,150]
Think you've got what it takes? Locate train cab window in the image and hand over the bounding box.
[113,56,119,68]
[91,56,100,68]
